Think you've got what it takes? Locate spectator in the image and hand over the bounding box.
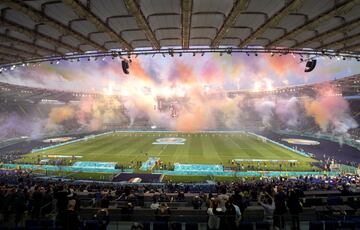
[207,198,220,230]
[54,185,69,213]
[287,189,303,230]
[155,203,171,224]
[12,187,27,227]
[230,196,241,227]
[192,196,203,209]
[150,197,160,210]
[217,187,229,211]
[258,192,275,228]
[94,199,110,230]
[57,199,81,230]
[121,202,134,221]
[31,185,43,218]
[274,186,287,230]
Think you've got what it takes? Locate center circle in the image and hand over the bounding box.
[156,138,186,143]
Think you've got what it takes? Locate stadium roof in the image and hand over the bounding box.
[0,0,359,65]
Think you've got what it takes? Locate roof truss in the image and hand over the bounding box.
[123,0,160,49]
[3,0,107,52]
[266,0,359,47]
[211,0,250,47]
[239,0,304,47]
[181,0,192,48]
[63,0,132,50]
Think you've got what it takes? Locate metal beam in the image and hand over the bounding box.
[0,18,82,53]
[293,19,360,48]
[0,57,13,64]
[0,51,24,61]
[3,0,107,51]
[181,0,192,48]
[211,0,250,47]
[0,44,41,58]
[339,42,360,51]
[266,0,360,47]
[239,0,304,47]
[63,0,132,50]
[318,33,360,50]
[123,0,160,49]
[0,33,62,56]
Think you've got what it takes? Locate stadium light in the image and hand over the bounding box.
[304,60,317,72]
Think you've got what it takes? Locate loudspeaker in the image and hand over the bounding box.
[121,60,129,74]
[304,60,316,72]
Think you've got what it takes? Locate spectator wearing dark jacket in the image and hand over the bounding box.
[57,200,81,230]
[274,186,287,230]
[287,189,303,230]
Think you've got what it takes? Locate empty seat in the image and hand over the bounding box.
[309,221,324,230]
[305,198,323,207]
[325,220,340,230]
[256,221,270,230]
[83,220,99,230]
[341,220,356,230]
[185,223,198,230]
[238,222,253,230]
[153,222,168,230]
[25,219,55,228]
[171,223,182,230]
[327,197,343,205]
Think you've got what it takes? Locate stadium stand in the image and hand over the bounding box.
[0,172,360,229]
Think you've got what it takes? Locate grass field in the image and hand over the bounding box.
[20,132,315,168]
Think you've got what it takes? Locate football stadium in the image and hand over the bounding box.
[0,0,360,229]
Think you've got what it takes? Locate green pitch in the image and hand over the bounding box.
[21,132,315,167]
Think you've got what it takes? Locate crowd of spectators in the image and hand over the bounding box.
[0,170,359,229]
[0,151,24,163]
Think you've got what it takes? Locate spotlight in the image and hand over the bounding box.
[304,59,316,72]
[56,61,59,64]
[168,49,174,57]
[226,48,232,55]
[121,60,129,74]
[270,52,274,57]
[102,57,106,61]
